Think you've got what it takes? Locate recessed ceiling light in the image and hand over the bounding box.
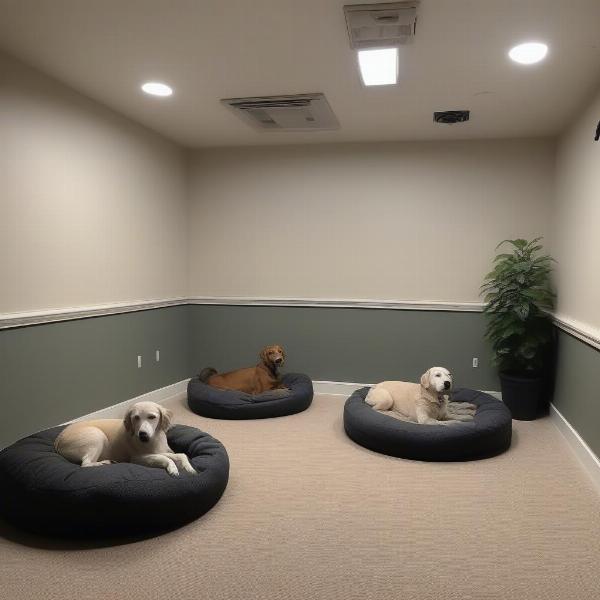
[357,48,398,86]
[141,82,173,97]
[508,42,548,65]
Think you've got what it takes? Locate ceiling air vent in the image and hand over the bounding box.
[433,110,470,124]
[221,93,340,131]
[344,2,419,49]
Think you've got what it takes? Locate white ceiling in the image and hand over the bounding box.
[1,0,600,148]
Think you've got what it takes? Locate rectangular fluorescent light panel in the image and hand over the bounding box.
[357,47,398,86]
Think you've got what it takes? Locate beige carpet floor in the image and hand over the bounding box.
[1,394,599,600]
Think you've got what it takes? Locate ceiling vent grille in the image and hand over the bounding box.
[433,110,471,124]
[221,93,339,131]
[344,2,419,49]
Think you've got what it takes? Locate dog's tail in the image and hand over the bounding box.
[198,367,218,383]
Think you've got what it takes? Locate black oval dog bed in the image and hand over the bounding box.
[188,372,313,420]
[0,424,229,538]
[344,387,512,461]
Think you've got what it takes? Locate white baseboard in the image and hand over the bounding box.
[550,403,600,493]
[63,379,190,425]
[313,380,501,399]
[313,380,371,396]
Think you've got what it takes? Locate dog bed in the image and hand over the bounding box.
[187,372,313,419]
[0,424,229,538]
[344,387,512,461]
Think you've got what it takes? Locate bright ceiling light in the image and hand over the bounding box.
[508,42,548,65]
[357,48,398,86]
[141,82,173,97]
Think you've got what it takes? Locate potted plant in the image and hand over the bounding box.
[480,238,555,420]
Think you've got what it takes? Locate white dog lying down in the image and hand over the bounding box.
[365,367,476,425]
[54,401,197,477]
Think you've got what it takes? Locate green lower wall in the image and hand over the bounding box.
[0,306,190,448]
[189,305,499,390]
[552,330,600,458]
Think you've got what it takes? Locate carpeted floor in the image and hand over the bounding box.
[1,394,599,600]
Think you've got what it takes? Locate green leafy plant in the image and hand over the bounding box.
[481,238,555,374]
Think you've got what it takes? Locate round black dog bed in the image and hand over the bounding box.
[0,424,229,538]
[188,372,313,420]
[344,388,512,461]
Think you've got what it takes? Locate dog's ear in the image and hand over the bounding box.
[159,407,173,432]
[259,347,269,364]
[123,407,134,434]
[420,369,431,390]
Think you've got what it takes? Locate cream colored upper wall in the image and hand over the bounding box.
[0,49,558,313]
[0,52,188,315]
[552,84,600,333]
[188,140,554,303]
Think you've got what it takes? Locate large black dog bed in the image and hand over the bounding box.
[344,387,512,461]
[188,372,313,420]
[0,425,229,538]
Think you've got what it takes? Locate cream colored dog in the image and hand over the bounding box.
[54,401,196,477]
[365,367,476,425]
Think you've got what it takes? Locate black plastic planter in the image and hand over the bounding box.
[499,372,543,421]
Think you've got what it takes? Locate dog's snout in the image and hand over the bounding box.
[275,357,283,364]
[138,431,149,442]
[443,381,451,390]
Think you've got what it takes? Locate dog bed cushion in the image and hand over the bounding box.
[187,372,313,420]
[344,387,512,461]
[0,424,229,538]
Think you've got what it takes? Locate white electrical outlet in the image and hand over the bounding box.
[137,355,142,369]
[155,350,160,362]
[472,357,479,368]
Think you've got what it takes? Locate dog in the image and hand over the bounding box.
[365,367,477,425]
[54,401,196,477]
[199,344,288,395]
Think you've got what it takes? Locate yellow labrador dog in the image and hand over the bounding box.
[365,367,476,425]
[54,401,196,477]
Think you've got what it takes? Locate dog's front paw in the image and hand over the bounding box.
[449,402,477,414]
[167,464,180,477]
[183,463,197,475]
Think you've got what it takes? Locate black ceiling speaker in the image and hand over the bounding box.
[433,110,470,124]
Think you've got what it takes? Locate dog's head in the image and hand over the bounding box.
[420,367,453,394]
[123,401,172,443]
[260,344,286,369]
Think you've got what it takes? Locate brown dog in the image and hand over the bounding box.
[199,345,287,395]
